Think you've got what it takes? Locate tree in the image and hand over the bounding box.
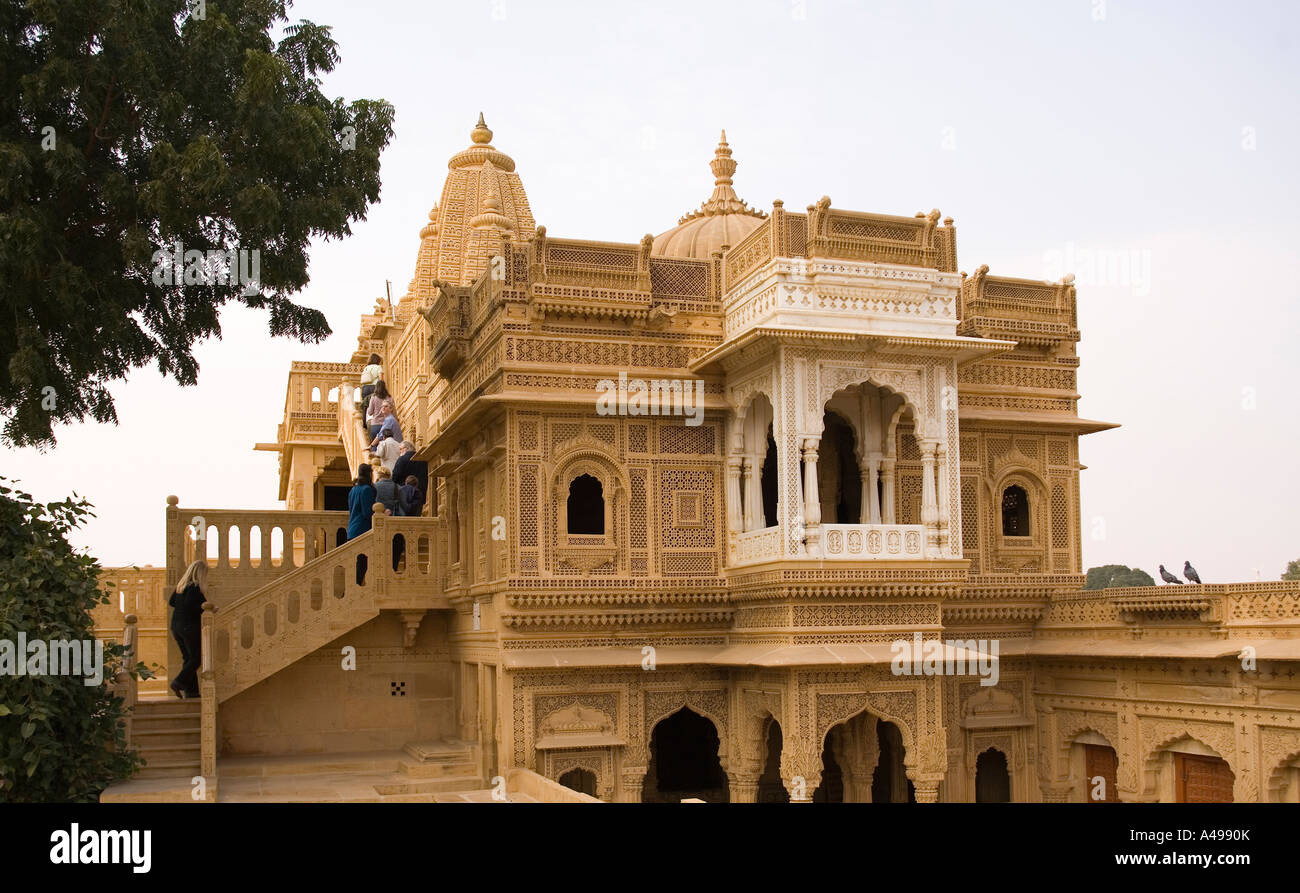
[0,0,396,447]
[0,479,148,801]
[1083,564,1156,590]
[1284,559,1300,582]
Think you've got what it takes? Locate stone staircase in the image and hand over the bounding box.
[214,742,485,802]
[132,698,202,780]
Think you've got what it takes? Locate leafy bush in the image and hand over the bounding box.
[1083,564,1156,590]
[0,479,146,801]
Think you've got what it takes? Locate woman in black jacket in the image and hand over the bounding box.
[168,559,208,698]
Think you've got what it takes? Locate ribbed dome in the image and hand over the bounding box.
[652,131,766,259]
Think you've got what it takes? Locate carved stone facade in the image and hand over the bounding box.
[102,119,1300,803]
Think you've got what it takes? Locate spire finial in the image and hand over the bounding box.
[710,130,736,186]
[471,112,493,145]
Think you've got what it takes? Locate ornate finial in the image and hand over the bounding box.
[710,131,736,186]
[677,131,766,224]
[471,112,492,145]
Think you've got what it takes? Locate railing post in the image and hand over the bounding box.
[116,614,139,746]
[371,502,389,595]
[199,602,218,802]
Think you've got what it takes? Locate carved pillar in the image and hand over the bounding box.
[1040,780,1074,803]
[920,440,940,557]
[936,443,951,552]
[864,452,882,524]
[730,773,761,804]
[726,456,744,536]
[741,457,757,532]
[802,438,821,557]
[781,745,821,803]
[912,775,944,803]
[619,771,645,803]
[880,457,897,524]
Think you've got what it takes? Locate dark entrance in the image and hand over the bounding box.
[872,721,915,802]
[643,707,729,803]
[975,748,1011,802]
[558,767,597,797]
[757,718,789,803]
[760,426,778,527]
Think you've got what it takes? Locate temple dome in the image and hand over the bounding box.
[652,131,766,259]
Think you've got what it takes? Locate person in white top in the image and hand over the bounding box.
[374,431,402,472]
[359,353,383,412]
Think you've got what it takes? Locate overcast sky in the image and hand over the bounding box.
[7,0,1298,583]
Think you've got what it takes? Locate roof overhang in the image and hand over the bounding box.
[689,326,1016,375]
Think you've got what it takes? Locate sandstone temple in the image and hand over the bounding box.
[96,116,1300,803]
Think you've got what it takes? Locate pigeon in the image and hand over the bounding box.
[1183,561,1202,584]
[1158,565,1182,585]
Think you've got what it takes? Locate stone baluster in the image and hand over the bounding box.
[199,602,217,798]
[116,614,139,745]
[802,438,821,557]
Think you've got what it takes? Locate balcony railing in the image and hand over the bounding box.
[821,524,925,559]
[730,523,928,566]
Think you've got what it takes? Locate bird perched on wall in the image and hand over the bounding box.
[1184,561,1202,584]
[1158,565,1183,584]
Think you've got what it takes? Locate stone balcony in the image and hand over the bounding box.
[731,522,927,567]
[718,200,965,344]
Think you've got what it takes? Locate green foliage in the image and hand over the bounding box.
[0,478,146,801]
[1083,564,1156,590]
[0,0,396,446]
[1283,559,1300,582]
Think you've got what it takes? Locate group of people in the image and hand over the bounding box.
[348,353,426,545]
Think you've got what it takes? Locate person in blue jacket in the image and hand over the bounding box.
[347,463,376,540]
[347,463,377,585]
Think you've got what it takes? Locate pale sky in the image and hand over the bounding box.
[7,0,1298,583]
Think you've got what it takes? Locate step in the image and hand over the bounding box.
[371,775,485,796]
[398,758,481,779]
[134,729,201,748]
[133,716,201,734]
[135,699,201,714]
[218,750,406,778]
[136,759,201,780]
[140,745,201,765]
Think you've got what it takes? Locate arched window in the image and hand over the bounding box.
[1001,485,1029,536]
[567,474,605,535]
[558,768,597,797]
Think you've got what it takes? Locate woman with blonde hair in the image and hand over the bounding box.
[168,559,208,698]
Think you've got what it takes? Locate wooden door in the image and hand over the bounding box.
[1175,753,1234,802]
[1084,744,1119,802]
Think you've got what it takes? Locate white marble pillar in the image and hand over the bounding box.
[865,452,882,524]
[726,456,744,536]
[880,457,897,524]
[743,456,760,531]
[936,444,951,553]
[802,438,821,557]
[920,440,940,557]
